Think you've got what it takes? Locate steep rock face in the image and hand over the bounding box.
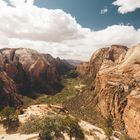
[76,62,89,75]
[29,58,58,92]
[123,92,140,139]
[88,45,128,78]
[77,44,140,139]
[43,55,75,75]
[55,57,75,75]
[120,44,140,67]
[0,48,73,94]
[94,45,140,139]
[95,73,129,130]
[95,70,140,139]
[2,57,28,93]
[77,45,128,77]
[0,72,22,108]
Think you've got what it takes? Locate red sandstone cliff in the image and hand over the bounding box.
[76,44,140,139]
[0,48,74,93]
[76,62,89,75]
[0,48,74,108]
[0,72,23,108]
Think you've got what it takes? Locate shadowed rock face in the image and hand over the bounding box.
[76,44,140,139]
[0,72,23,109]
[0,48,74,96]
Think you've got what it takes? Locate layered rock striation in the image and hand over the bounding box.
[77,44,140,139]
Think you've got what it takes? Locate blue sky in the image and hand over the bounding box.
[0,0,140,60]
[35,0,140,30]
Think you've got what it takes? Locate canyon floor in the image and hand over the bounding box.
[0,78,122,140]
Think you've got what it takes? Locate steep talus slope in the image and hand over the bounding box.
[76,45,140,139]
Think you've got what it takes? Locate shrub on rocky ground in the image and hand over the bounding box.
[19,115,84,140]
[0,106,20,133]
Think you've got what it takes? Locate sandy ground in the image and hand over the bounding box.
[0,104,120,140]
[0,125,6,134]
[0,124,38,140]
[0,134,38,140]
[18,104,64,123]
[79,120,108,140]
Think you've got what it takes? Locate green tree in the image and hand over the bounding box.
[103,116,113,139]
[63,116,84,140]
[39,117,64,140]
[20,115,85,140]
[0,106,19,132]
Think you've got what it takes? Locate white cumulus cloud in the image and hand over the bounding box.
[0,0,140,60]
[113,0,140,14]
[100,8,108,14]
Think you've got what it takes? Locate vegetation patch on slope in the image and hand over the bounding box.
[22,77,80,107]
[19,115,85,140]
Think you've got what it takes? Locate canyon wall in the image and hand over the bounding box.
[77,44,140,139]
[0,48,74,108]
